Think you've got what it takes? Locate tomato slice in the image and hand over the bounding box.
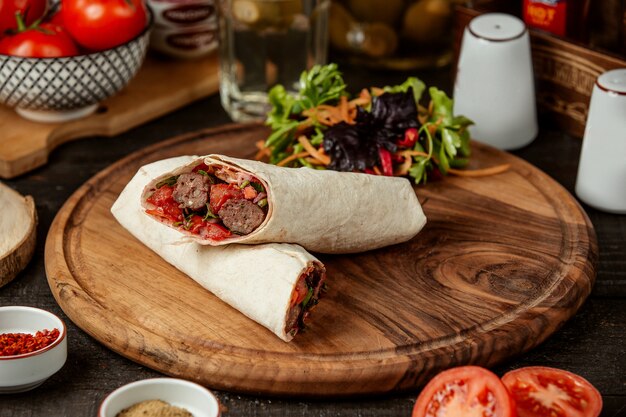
[182,215,231,240]
[186,215,206,234]
[413,366,515,417]
[147,185,174,205]
[209,183,243,214]
[146,185,183,222]
[198,223,232,241]
[502,367,602,417]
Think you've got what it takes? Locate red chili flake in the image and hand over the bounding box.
[0,328,60,356]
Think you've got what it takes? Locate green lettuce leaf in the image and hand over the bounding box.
[384,77,426,105]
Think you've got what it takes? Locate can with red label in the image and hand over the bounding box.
[147,0,218,58]
[523,0,567,36]
[522,0,590,41]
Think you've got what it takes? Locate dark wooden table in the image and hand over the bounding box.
[1,65,625,417]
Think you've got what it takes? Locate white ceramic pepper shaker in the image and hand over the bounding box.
[575,68,626,214]
[454,13,538,150]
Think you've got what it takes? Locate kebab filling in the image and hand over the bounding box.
[286,263,326,337]
[144,162,268,241]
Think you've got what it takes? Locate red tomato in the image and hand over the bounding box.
[0,0,47,33]
[502,367,602,417]
[290,278,308,306]
[209,184,243,214]
[413,366,516,417]
[198,223,231,241]
[47,10,64,27]
[185,215,231,241]
[0,23,79,57]
[192,163,210,173]
[146,185,183,222]
[184,215,204,234]
[61,0,148,51]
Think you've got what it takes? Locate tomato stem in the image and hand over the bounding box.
[14,12,27,32]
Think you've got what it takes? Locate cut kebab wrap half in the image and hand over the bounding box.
[141,154,427,254]
[111,156,326,342]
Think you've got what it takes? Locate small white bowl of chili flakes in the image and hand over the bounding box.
[0,306,67,393]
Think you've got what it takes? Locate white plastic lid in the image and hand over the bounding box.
[469,13,526,42]
[597,68,626,94]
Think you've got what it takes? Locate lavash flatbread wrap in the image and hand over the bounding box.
[111,156,326,342]
[141,154,427,254]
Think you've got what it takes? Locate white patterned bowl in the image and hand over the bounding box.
[0,14,152,123]
[0,306,67,394]
[99,378,221,417]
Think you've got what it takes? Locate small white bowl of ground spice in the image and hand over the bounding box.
[0,306,67,393]
[99,378,220,417]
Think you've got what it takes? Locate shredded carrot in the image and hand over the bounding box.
[349,97,370,107]
[373,166,382,175]
[318,112,338,126]
[301,91,367,127]
[294,118,314,136]
[359,88,371,102]
[254,140,271,160]
[400,150,430,158]
[395,150,431,176]
[304,157,326,165]
[339,96,351,123]
[297,135,331,165]
[371,87,384,97]
[276,151,310,167]
[427,118,442,136]
[396,157,413,177]
[417,104,429,125]
[304,107,342,126]
[447,164,511,177]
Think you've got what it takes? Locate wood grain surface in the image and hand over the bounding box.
[0,183,36,288]
[0,54,219,179]
[44,123,598,397]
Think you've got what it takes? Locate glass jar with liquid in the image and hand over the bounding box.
[329,0,463,70]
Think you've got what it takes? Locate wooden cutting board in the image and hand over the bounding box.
[44,123,597,397]
[0,54,219,179]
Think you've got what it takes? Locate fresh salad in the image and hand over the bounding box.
[256,64,508,184]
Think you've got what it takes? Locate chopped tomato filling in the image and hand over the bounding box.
[290,277,309,306]
[145,185,183,222]
[145,166,267,239]
[192,163,210,173]
[209,183,244,214]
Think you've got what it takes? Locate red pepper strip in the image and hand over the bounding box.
[397,127,419,148]
[378,148,394,176]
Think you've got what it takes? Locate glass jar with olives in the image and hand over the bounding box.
[329,0,464,70]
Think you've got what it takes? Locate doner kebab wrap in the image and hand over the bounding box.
[140,154,427,254]
[111,156,326,342]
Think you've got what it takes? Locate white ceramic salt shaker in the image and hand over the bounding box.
[454,13,538,150]
[575,68,626,214]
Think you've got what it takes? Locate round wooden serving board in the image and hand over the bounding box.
[45,123,597,397]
